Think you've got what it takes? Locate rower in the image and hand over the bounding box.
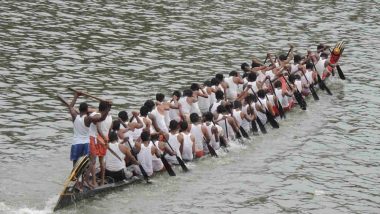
[87,101,111,188]
[105,131,139,182]
[178,121,195,162]
[149,93,170,133]
[224,71,244,101]
[202,112,223,150]
[190,83,208,115]
[178,89,197,122]
[197,81,212,114]
[255,89,275,125]
[241,62,251,79]
[169,91,182,122]
[210,90,225,114]
[241,94,257,133]
[215,105,241,140]
[117,111,144,145]
[189,113,206,158]
[232,100,255,134]
[215,73,228,96]
[134,131,162,177]
[162,120,182,165]
[274,80,294,111]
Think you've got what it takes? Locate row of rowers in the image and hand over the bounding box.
[66,46,333,186]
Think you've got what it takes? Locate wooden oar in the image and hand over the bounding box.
[329,48,346,80]
[248,102,266,134]
[203,137,218,157]
[162,136,189,172]
[125,139,151,182]
[267,79,286,119]
[311,61,333,95]
[250,88,279,129]
[57,94,70,106]
[68,87,111,103]
[150,140,176,176]
[282,76,307,110]
[300,71,319,101]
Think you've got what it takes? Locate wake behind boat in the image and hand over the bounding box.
[54,41,346,211]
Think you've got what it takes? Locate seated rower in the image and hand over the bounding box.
[169,91,182,123]
[162,120,183,165]
[189,113,206,158]
[202,112,224,150]
[210,90,226,114]
[273,80,294,112]
[178,89,197,122]
[178,121,195,162]
[224,70,244,101]
[105,131,139,182]
[255,89,276,125]
[190,83,208,115]
[232,100,255,134]
[116,111,144,145]
[215,105,241,140]
[134,131,162,177]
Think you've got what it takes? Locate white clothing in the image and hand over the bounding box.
[198,88,211,113]
[73,115,89,145]
[151,108,169,133]
[137,143,153,176]
[190,124,204,153]
[150,141,164,172]
[181,133,194,161]
[179,97,192,115]
[164,133,181,164]
[169,100,181,122]
[105,143,125,172]
[210,100,222,113]
[225,76,238,101]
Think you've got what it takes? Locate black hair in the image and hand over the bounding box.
[140,105,149,117]
[79,102,88,113]
[279,54,287,61]
[320,52,328,58]
[274,80,282,88]
[140,131,150,141]
[183,89,193,97]
[216,105,227,114]
[143,100,155,112]
[169,120,179,131]
[215,90,224,100]
[294,54,302,63]
[251,61,262,68]
[229,70,238,77]
[118,110,128,122]
[215,73,224,81]
[204,80,212,87]
[241,63,250,71]
[180,121,188,132]
[233,100,242,109]
[288,74,296,83]
[257,89,266,99]
[203,112,214,122]
[247,72,257,82]
[190,113,200,123]
[99,101,110,112]
[172,90,181,98]
[156,93,165,102]
[317,44,324,51]
[112,120,121,131]
[294,74,301,80]
[211,77,219,86]
[108,131,118,142]
[191,83,200,91]
[306,62,313,70]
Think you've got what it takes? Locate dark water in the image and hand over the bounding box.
[0,0,379,213]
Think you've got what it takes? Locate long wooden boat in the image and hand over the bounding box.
[53,41,345,212]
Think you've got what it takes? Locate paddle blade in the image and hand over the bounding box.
[160,156,176,176]
[317,74,325,90]
[138,165,150,182]
[219,136,228,147]
[256,118,267,134]
[337,65,346,80]
[310,85,319,101]
[294,91,307,110]
[266,111,279,129]
[207,143,218,157]
[277,101,286,119]
[321,80,333,95]
[176,156,189,172]
[239,126,250,139]
[251,120,259,133]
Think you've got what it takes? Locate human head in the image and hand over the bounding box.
[247,72,257,82]
[140,105,149,117]
[183,89,193,97]
[156,93,165,102]
[118,110,128,122]
[274,80,282,88]
[211,77,219,86]
[241,63,250,72]
[306,62,313,70]
[233,100,242,109]
[99,101,110,112]
[204,80,212,87]
[320,52,328,59]
[257,89,266,99]
[79,102,88,113]
[143,100,155,112]
[294,54,302,63]
[169,120,179,131]
[317,44,324,51]
[190,113,200,123]
[203,112,214,122]
[216,105,227,114]
[190,83,200,91]
[179,121,188,132]
[215,73,224,82]
[140,131,150,142]
[215,90,224,100]
[172,90,181,100]
[279,54,287,61]
[229,70,238,77]
[108,130,118,142]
